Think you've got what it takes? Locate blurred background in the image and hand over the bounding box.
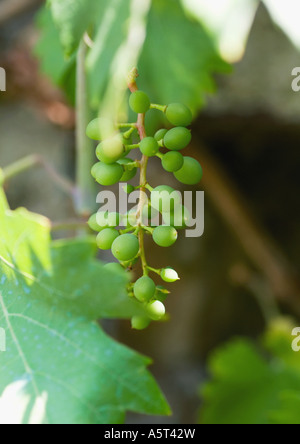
[1,0,300,424]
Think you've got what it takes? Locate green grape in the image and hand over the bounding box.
[118,158,137,181]
[96,135,124,164]
[154,129,168,142]
[151,185,181,212]
[129,91,150,114]
[133,276,156,302]
[88,214,103,232]
[161,151,184,172]
[152,225,178,247]
[111,234,139,261]
[131,316,150,330]
[139,137,159,157]
[161,268,180,283]
[97,211,120,228]
[123,184,135,194]
[174,157,203,185]
[86,117,115,140]
[164,127,192,151]
[104,262,125,273]
[91,162,124,186]
[166,103,193,127]
[147,300,166,320]
[162,205,191,230]
[96,228,119,250]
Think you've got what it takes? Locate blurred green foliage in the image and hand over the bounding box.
[200,318,300,424]
[35,0,229,113]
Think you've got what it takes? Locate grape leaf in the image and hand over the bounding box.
[200,340,280,425]
[0,190,170,424]
[35,0,229,112]
[201,320,300,425]
[48,0,105,56]
[34,8,76,104]
[138,0,230,112]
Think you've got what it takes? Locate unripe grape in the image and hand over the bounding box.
[166,103,193,127]
[91,162,124,186]
[104,262,125,273]
[154,129,168,142]
[118,158,137,181]
[164,127,192,151]
[147,300,166,321]
[174,157,203,185]
[131,316,150,330]
[129,91,150,114]
[97,211,120,228]
[162,151,184,172]
[161,268,180,283]
[86,117,115,141]
[134,276,156,302]
[123,184,135,194]
[96,135,124,164]
[139,137,159,157]
[111,234,139,261]
[96,228,119,250]
[88,214,103,232]
[151,185,181,213]
[152,225,178,247]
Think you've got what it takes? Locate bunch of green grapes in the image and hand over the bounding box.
[86,70,203,330]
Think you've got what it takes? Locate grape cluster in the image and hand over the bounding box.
[86,72,203,330]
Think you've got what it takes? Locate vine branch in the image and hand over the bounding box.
[127,69,149,276]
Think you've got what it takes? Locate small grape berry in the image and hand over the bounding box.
[111,234,139,262]
[134,276,156,302]
[166,103,193,127]
[129,91,150,114]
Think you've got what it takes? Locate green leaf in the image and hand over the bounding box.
[201,340,280,425]
[201,319,300,425]
[48,0,104,55]
[138,0,230,113]
[35,0,229,113]
[86,0,132,107]
[34,8,76,104]
[0,192,170,424]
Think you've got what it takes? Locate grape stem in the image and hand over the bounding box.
[150,104,167,113]
[127,69,149,276]
[117,123,137,129]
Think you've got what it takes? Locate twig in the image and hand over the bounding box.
[1,154,74,197]
[51,220,89,232]
[127,69,149,275]
[75,40,96,217]
[192,143,300,313]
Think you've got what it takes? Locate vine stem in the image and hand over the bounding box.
[75,39,96,217]
[1,154,74,196]
[127,68,149,276]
